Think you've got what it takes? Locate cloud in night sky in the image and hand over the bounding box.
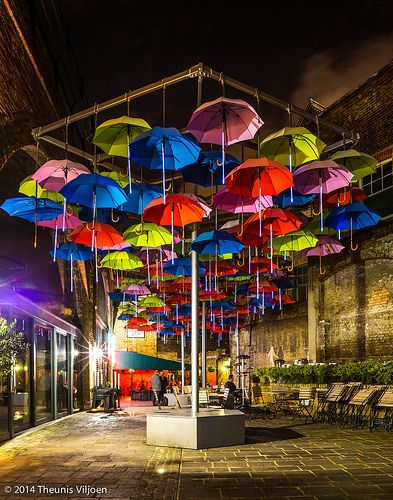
[291,32,393,107]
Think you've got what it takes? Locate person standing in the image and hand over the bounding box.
[151,370,162,407]
[224,374,237,394]
[159,371,168,405]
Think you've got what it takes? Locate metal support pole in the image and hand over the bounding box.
[191,225,199,414]
[181,329,185,394]
[201,301,206,388]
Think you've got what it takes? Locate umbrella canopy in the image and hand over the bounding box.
[78,207,128,225]
[120,182,163,214]
[330,149,377,181]
[51,242,94,261]
[60,173,127,209]
[213,188,272,213]
[259,127,326,167]
[305,235,345,256]
[19,176,64,203]
[191,230,244,255]
[100,170,130,188]
[139,295,164,308]
[294,160,353,195]
[325,202,381,231]
[123,222,172,247]
[92,116,151,157]
[186,97,263,146]
[144,194,206,227]
[32,159,91,191]
[273,189,316,208]
[225,158,293,198]
[122,284,151,295]
[70,222,124,248]
[163,257,206,276]
[37,212,82,230]
[244,208,303,236]
[100,251,143,271]
[180,150,240,187]
[323,187,367,208]
[272,230,318,252]
[0,197,63,222]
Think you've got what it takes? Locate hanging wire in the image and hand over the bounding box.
[162,82,166,127]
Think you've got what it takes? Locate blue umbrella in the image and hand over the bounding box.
[120,182,163,214]
[180,151,240,187]
[191,230,244,255]
[272,277,294,289]
[325,202,380,250]
[78,207,128,224]
[162,320,184,329]
[51,242,93,292]
[118,313,134,321]
[109,291,133,302]
[1,197,62,222]
[163,257,206,276]
[129,126,201,203]
[273,189,316,208]
[210,300,236,310]
[60,173,127,210]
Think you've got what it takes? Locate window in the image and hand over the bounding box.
[362,160,392,196]
[294,265,308,302]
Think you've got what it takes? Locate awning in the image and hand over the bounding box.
[114,351,191,371]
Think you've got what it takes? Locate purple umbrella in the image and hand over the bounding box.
[305,235,345,274]
[294,160,353,231]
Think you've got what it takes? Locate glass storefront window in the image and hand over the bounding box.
[57,333,69,415]
[35,325,52,422]
[0,376,9,442]
[72,338,79,411]
[13,342,31,432]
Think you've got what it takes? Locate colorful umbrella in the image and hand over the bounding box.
[99,251,143,271]
[273,189,316,208]
[180,150,240,187]
[32,159,91,191]
[0,197,63,222]
[213,188,272,213]
[129,126,201,202]
[272,230,318,270]
[19,176,64,204]
[323,187,367,208]
[92,116,151,189]
[38,212,83,261]
[70,222,124,249]
[305,235,345,274]
[163,257,206,276]
[100,170,130,188]
[187,97,264,182]
[191,230,244,255]
[259,127,326,168]
[294,160,353,231]
[330,149,377,181]
[120,182,163,214]
[52,242,93,292]
[123,222,172,247]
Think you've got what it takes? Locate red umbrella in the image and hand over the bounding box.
[323,187,367,208]
[204,261,239,277]
[70,222,124,249]
[127,317,148,328]
[200,290,227,301]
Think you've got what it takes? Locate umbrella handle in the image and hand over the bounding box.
[286,260,294,272]
[96,258,103,268]
[134,224,144,236]
[338,189,347,205]
[276,254,283,271]
[66,206,74,216]
[319,254,326,275]
[86,221,95,231]
[111,208,120,223]
[165,181,172,192]
[236,253,245,267]
[312,203,321,216]
[120,168,128,178]
[350,240,359,251]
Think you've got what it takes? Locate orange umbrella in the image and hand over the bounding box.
[144,194,205,227]
[127,317,148,328]
[70,222,123,248]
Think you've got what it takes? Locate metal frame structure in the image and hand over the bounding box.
[31,62,356,414]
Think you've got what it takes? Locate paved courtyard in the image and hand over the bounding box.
[1,408,393,499]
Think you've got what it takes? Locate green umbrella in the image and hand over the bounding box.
[330,149,377,181]
[272,230,318,252]
[259,127,326,168]
[100,170,130,187]
[100,251,143,271]
[123,222,172,247]
[138,295,164,308]
[92,116,151,189]
[19,176,64,204]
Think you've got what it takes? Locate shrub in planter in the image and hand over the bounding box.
[0,317,25,377]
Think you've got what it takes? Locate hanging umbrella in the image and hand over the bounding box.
[129,126,201,202]
[78,207,128,225]
[38,212,83,261]
[204,261,239,277]
[200,290,226,301]
[60,173,127,210]
[273,189,316,208]
[100,170,130,188]
[325,202,381,250]
[139,295,164,308]
[70,222,124,248]
[323,187,367,208]
[109,291,133,302]
[259,127,326,168]
[272,230,318,271]
[191,230,244,255]
[100,251,143,271]
[18,176,64,204]
[52,242,94,292]
[213,188,272,213]
[0,197,63,222]
[120,182,163,214]
[92,116,151,190]
[305,235,345,274]
[294,160,353,231]
[181,193,212,218]
[32,159,91,191]
[121,284,151,295]
[186,97,264,183]
[330,149,377,181]
[163,257,206,276]
[180,150,240,187]
[99,241,132,251]
[123,222,172,247]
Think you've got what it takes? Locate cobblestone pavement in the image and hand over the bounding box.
[1,409,393,499]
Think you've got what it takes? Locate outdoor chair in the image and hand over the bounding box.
[199,389,210,408]
[339,386,386,429]
[370,387,393,431]
[172,385,191,409]
[287,386,316,423]
[248,386,275,421]
[314,383,346,422]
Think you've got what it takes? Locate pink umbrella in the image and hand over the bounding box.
[186,97,264,182]
[37,212,82,261]
[294,160,353,231]
[99,241,132,251]
[32,160,91,231]
[122,284,151,295]
[305,235,345,274]
[213,187,272,213]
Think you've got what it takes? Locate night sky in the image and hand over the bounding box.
[62,0,393,130]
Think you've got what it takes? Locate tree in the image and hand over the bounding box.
[0,317,25,376]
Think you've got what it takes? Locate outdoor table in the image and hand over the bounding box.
[262,389,299,412]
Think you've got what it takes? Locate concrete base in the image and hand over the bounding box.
[146,408,245,449]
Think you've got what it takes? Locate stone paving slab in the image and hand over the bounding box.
[1,411,393,499]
